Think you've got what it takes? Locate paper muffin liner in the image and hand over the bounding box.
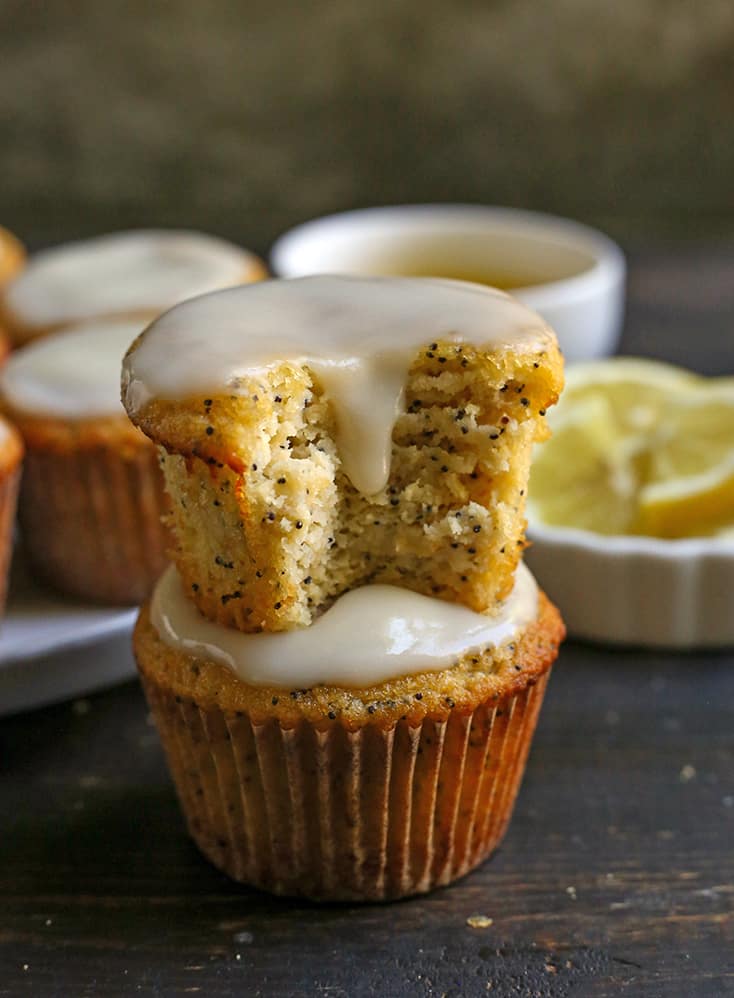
[140,666,551,902]
[19,442,170,604]
[0,330,11,367]
[0,460,21,616]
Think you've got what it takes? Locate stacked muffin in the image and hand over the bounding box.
[124,275,565,900]
[0,230,265,603]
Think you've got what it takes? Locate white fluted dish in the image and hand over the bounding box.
[525,521,734,649]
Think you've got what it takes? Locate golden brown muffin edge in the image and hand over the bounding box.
[134,589,564,730]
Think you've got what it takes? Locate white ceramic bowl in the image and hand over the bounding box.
[525,521,734,649]
[270,204,627,363]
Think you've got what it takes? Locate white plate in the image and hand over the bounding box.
[0,551,138,717]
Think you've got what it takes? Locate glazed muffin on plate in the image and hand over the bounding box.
[127,274,565,900]
[0,229,267,344]
[123,276,563,632]
[0,319,169,604]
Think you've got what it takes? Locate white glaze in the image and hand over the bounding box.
[151,562,539,688]
[0,319,148,418]
[123,275,554,494]
[5,230,261,327]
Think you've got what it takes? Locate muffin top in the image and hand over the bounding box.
[0,318,147,419]
[152,559,539,688]
[2,229,264,332]
[138,582,563,727]
[123,275,560,494]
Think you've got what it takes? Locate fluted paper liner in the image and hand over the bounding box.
[0,460,21,615]
[140,667,551,901]
[19,443,169,604]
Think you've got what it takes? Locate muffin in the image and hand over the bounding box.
[0,226,25,287]
[128,274,565,900]
[0,414,23,616]
[0,318,170,604]
[123,276,563,632]
[0,226,26,364]
[0,229,267,344]
[136,561,564,901]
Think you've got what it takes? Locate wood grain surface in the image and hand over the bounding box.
[1,248,733,997]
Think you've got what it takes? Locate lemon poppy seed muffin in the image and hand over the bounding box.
[0,229,267,344]
[130,274,566,900]
[0,319,170,603]
[123,276,563,632]
[135,556,564,900]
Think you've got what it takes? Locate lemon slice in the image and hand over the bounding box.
[528,394,638,534]
[560,357,701,437]
[637,463,734,538]
[635,389,734,537]
[529,357,734,539]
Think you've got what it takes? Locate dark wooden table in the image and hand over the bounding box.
[2,248,733,997]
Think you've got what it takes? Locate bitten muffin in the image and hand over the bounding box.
[0,319,170,604]
[0,414,23,616]
[135,567,564,901]
[123,276,563,632]
[0,229,267,344]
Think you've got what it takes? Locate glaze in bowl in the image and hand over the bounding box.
[271,204,626,363]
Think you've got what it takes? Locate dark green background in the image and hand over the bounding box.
[1,0,732,252]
